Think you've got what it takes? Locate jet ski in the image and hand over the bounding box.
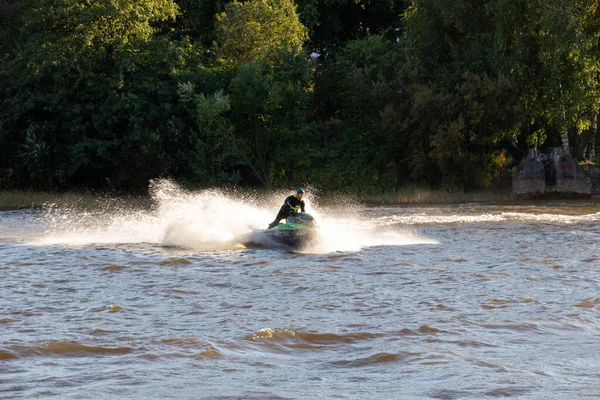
[241,212,320,250]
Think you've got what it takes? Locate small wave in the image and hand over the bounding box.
[89,329,116,336]
[430,389,474,399]
[108,304,122,312]
[482,322,540,332]
[0,350,18,360]
[242,328,383,352]
[485,387,532,397]
[170,289,202,295]
[574,299,600,308]
[398,328,418,336]
[194,348,222,359]
[583,257,600,263]
[99,264,127,272]
[331,352,401,367]
[246,328,381,345]
[9,341,132,357]
[159,258,192,266]
[535,320,584,331]
[90,304,123,313]
[161,337,205,348]
[481,299,509,310]
[418,325,441,334]
[443,340,497,348]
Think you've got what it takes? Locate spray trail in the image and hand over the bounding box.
[153,181,438,252]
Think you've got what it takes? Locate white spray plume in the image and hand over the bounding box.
[28,180,436,252]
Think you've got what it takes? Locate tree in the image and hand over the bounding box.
[396,0,600,188]
[227,54,313,186]
[178,83,244,184]
[0,0,190,190]
[519,0,600,151]
[215,0,308,65]
[212,0,312,186]
[319,34,402,192]
[395,0,524,188]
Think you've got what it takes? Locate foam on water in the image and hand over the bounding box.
[380,211,600,225]
[308,214,438,252]
[26,180,436,252]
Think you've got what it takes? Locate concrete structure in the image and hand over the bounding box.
[587,166,600,193]
[552,148,592,196]
[512,147,592,199]
[512,149,546,198]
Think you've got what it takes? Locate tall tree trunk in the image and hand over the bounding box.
[559,83,570,152]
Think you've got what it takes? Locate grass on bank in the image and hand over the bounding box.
[0,191,150,211]
[0,187,511,211]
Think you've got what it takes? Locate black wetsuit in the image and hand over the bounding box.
[269,195,305,227]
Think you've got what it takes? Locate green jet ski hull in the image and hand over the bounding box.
[261,222,319,249]
[241,212,320,250]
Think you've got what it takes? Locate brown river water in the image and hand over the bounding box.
[1,182,600,399]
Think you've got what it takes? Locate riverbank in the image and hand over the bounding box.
[0,187,512,211]
[0,191,150,211]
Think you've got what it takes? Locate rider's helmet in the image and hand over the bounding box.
[297,188,304,195]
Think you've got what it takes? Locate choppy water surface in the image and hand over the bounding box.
[2,184,600,399]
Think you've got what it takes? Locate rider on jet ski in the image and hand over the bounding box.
[268,188,306,229]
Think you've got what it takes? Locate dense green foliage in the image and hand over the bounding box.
[1,0,600,193]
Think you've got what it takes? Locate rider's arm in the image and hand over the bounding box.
[283,196,294,211]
